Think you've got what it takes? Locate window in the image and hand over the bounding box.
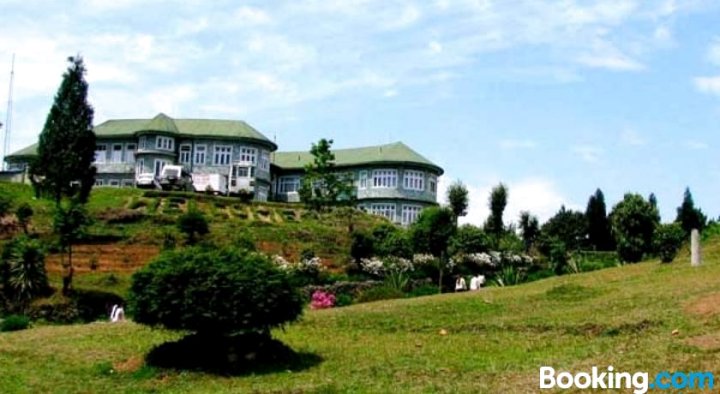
[138,136,146,150]
[369,204,396,221]
[94,179,104,186]
[109,179,120,187]
[429,175,437,194]
[403,170,424,191]
[154,159,168,177]
[233,166,250,178]
[156,136,174,151]
[112,144,123,163]
[239,147,256,164]
[194,145,206,165]
[94,144,107,163]
[278,176,300,193]
[179,144,192,164]
[372,169,397,188]
[135,158,145,175]
[214,145,232,165]
[126,144,136,163]
[258,150,269,171]
[256,186,269,202]
[401,205,423,225]
[122,179,134,188]
[359,171,368,189]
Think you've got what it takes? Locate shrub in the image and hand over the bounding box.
[0,192,11,217]
[15,203,33,234]
[1,314,30,332]
[654,223,685,263]
[1,236,50,305]
[350,230,374,261]
[406,284,438,298]
[73,289,124,322]
[177,206,209,245]
[355,286,405,303]
[129,247,303,336]
[334,293,353,307]
[309,290,335,309]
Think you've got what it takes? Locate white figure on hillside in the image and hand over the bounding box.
[455,276,467,292]
[469,275,486,291]
[110,303,125,322]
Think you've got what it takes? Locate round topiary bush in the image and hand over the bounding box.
[128,246,304,336]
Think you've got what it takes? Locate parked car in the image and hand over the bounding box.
[159,165,193,191]
[135,173,157,189]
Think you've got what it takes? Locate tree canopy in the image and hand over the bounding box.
[675,187,707,235]
[30,56,96,203]
[298,139,354,211]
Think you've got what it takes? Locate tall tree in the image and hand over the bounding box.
[518,211,540,253]
[53,200,90,295]
[298,138,354,211]
[610,193,659,263]
[585,189,613,251]
[537,206,588,255]
[30,56,96,203]
[410,206,456,293]
[648,193,658,210]
[446,180,469,225]
[675,187,707,235]
[484,183,508,243]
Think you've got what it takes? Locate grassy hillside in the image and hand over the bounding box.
[0,182,385,296]
[1,232,719,392]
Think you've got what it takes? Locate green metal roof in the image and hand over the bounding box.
[272,142,443,174]
[93,113,276,148]
[5,143,38,159]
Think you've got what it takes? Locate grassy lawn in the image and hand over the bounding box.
[1,239,719,392]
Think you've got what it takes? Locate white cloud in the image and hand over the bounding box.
[708,37,720,66]
[499,139,536,150]
[694,76,720,95]
[234,6,272,25]
[685,140,709,150]
[576,41,645,71]
[383,4,421,30]
[572,145,603,163]
[620,128,646,146]
[428,40,443,54]
[383,89,398,97]
[439,176,574,227]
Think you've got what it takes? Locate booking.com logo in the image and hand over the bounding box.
[540,366,715,393]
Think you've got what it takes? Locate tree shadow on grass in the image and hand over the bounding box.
[145,333,323,376]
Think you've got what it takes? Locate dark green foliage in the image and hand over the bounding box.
[406,284,439,298]
[53,200,91,294]
[610,193,660,263]
[129,247,304,336]
[177,206,209,245]
[675,187,707,235]
[0,192,11,217]
[334,293,353,307]
[298,138,354,211]
[350,230,374,261]
[73,289,123,322]
[537,206,588,255]
[549,240,568,275]
[1,236,49,305]
[355,286,405,303]
[1,315,30,332]
[446,181,469,221]
[15,203,33,234]
[654,223,685,263]
[484,183,508,244]
[29,56,96,203]
[518,211,539,252]
[366,223,412,258]
[450,224,490,254]
[585,189,613,251]
[411,207,456,258]
[300,248,316,262]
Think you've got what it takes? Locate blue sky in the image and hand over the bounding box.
[1,0,719,225]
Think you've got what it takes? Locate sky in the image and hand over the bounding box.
[0,0,719,226]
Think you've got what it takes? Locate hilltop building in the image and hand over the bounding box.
[3,113,443,225]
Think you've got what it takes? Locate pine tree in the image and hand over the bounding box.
[446,180,469,225]
[484,183,508,244]
[30,56,96,203]
[585,188,613,251]
[675,187,707,235]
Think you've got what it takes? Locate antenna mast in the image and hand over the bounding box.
[2,54,14,171]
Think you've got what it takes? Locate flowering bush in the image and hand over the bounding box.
[310,290,335,309]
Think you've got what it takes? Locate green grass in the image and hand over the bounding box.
[2,238,720,392]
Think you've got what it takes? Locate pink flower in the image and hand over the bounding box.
[310,290,336,309]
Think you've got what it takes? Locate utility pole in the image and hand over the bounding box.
[2,54,15,171]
